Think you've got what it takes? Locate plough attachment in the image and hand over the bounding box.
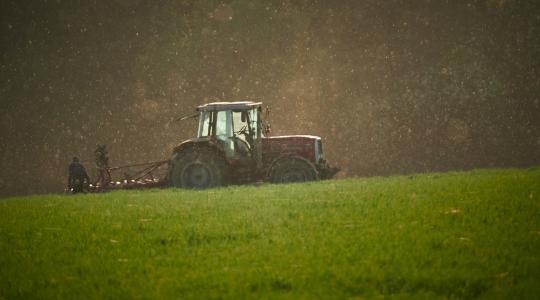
[88,160,169,192]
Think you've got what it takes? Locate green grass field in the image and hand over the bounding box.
[1,167,539,299]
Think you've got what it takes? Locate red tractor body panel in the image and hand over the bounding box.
[262,135,319,165]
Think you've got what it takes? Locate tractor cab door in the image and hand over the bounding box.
[238,107,263,171]
[231,110,254,156]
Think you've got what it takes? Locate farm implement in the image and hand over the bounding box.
[88,160,169,192]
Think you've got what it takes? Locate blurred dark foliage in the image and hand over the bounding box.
[1,0,539,196]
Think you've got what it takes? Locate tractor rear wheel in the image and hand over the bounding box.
[168,148,228,188]
[269,156,318,183]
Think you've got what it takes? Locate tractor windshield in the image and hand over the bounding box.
[232,112,246,138]
[232,108,258,140]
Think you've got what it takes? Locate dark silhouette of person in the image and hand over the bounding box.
[68,156,90,194]
[94,144,111,186]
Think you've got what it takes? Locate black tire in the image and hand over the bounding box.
[168,147,228,188]
[269,156,318,183]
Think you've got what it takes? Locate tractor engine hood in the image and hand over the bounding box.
[262,135,323,165]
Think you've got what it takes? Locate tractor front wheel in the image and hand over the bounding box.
[269,156,318,183]
[168,148,228,188]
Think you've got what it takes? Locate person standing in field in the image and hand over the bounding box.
[94,144,111,186]
[68,156,90,194]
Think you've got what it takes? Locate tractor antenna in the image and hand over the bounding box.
[165,112,198,128]
[173,112,198,122]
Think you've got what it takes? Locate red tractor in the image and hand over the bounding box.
[167,101,338,188]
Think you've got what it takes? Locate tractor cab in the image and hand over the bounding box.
[196,101,263,162]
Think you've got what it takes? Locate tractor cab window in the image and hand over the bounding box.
[231,110,252,157]
[215,111,234,157]
[215,111,232,140]
[232,109,259,142]
[197,111,210,137]
[197,111,233,139]
[232,111,248,141]
[197,110,234,157]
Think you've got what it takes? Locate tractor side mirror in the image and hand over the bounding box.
[241,111,247,122]
[263,106,271,136]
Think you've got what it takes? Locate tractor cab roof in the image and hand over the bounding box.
[196,101,262,112]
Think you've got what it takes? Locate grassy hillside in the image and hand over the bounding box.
[1,167,539,299]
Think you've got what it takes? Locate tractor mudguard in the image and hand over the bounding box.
[168,140,230,188]
[172,137,227,157]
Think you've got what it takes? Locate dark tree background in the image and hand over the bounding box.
[1,0,539,196]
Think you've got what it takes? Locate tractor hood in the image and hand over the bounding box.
[261,134,339,179]
[262,135,322,164]
[264,135,321,140]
